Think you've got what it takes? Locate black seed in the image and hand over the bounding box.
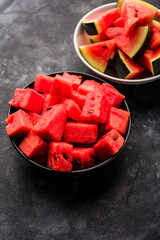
[102,46,107,49]
[113,135,118,141]
[63,153,68,161]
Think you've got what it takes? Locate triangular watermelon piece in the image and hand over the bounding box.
[122,0,157,35]
[79,39,116,73]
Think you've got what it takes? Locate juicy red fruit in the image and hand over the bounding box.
[47,142,73,172]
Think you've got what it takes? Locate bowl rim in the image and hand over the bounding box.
[73,2,160,85]
[8,71,131,174]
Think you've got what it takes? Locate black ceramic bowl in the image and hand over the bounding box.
[8,71,131,174]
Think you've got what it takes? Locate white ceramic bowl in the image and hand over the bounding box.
[74,2,160,85]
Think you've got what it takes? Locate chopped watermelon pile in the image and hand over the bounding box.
[79,0,160,79]
[6,73,130,172]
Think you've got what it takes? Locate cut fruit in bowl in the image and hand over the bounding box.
[74,1,160,85]
[6,71,131,174]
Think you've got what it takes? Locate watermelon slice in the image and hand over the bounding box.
[105,25,150,60]
[112,49,145,79]
[79,39,116,73]
[19,131,48,162]
[80,90,110,123]
[81,8,121,35]
[77,79,101,95]
[34,74,55,93]
[6,109,33,137]
[105,107,130,135]
[121,0,157,35]
[93,129,124,162]
[33,104,67,142]
[47,142,73,172]
[63,121,98,144]
[72,148,96,170]
[139,47,160,75]
[9,88,45,114]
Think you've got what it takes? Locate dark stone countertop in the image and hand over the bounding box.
[0,0,160,239]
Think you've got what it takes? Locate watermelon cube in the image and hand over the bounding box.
[93,129,124,162]
[41,94,61,114]
[81,91,110,123]
[72,148,96,170]
[77,80,101,95]
[5,109,33,137]
[49,74,72,99]
[100,83,125,107]
[9,88,45,114]
[47,142,73,172]
[33,104,67,142]
[105,107,130,135]
[62,98,82,122]
[63,72,82,90]
[33,73,55,93]
[19,131,48,163]
[69,89,86,109]
[63,121,98,144]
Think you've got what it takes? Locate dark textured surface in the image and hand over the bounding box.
[1,0,160,239]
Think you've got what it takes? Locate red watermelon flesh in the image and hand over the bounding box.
[33,104,67,142]
[19,130,48,161]
[27,112,41,126]
[100,83,125,107]
[148,20,160,50]
[34,73,55,93]
[72,148,96,170]
[149,32,160,50]
[122,0,157,35]
[47,142,73,172]
[69,89,86,109]
[93,129,124,162]
[80,91,110,123]
[105,107,130,135]
[6,109,33,137]
[63,72,82,90]
[49,74,72,99]
[9,88,45,114]
[111,17,124,27]
[62,98,82,122]
[63,121,98,144]
[77,79,101,95]
[41,94,61,114]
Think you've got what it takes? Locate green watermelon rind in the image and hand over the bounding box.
[79,45,107,73]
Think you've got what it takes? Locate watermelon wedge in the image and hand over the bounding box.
[121,0,157,35]
[79,39,116,73]
[112,49,145,79]
[81,8,121,35]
